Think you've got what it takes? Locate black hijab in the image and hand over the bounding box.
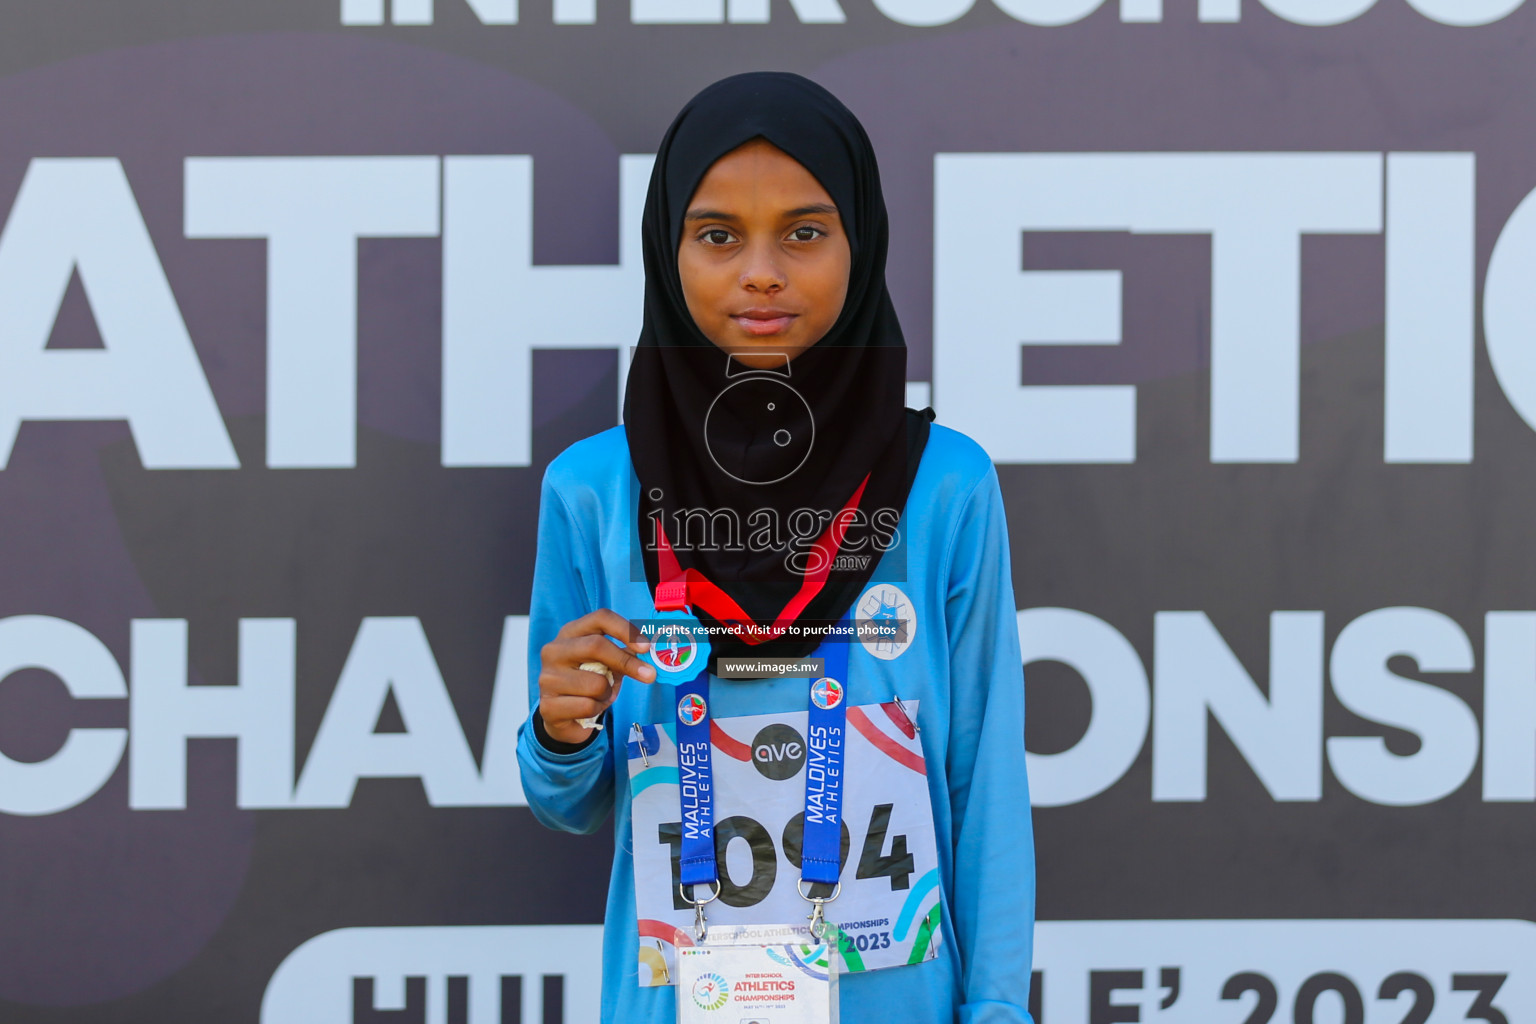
[623,71,930,663]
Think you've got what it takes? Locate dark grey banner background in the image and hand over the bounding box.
[0,1,1533,1020]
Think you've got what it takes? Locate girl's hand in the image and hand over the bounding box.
[538,609,656,746]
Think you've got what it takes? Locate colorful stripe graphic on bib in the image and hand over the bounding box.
[848,705,926,775]
[766,942,832,981]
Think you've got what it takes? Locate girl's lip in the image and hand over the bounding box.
[732,313,798,336]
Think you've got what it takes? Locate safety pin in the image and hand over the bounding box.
[894,694,920,733]
[631,723,651,768]
[651,938,671,984]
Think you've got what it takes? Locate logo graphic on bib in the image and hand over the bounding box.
[691,971,730,1010]
[810,677,844,711]
[678,693,708,727]
[856,584,916,661]
[750,723,806,781]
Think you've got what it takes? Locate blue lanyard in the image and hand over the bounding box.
[801,626,850,886]
[674,670,716,887]
[674,618,851,893]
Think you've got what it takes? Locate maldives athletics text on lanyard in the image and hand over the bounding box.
[643,475,868,942]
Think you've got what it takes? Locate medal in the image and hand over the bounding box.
[643,608,713,677]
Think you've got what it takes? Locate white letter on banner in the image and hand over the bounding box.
[934,154,1380,464]
[0,616,127,816]
[477,616,529,806]
[260,925,605,1024]
[442,156,648,467]
[1386,153,1475,463]
[991,0,1103,23]
[1406,0,1523,25]
[1483,182,1536,438]
[1020,608,1149,807]
[632,0,722,22]
[1327,607,1479,806]
[1120,0,1161,20]
[1031,920,1536,1022]
[729,0,845,24]
[1482,612,1536,802]
[1257,0,1375,24]
[1152,611,1324,802]
[0,159,237,470]
[185,157,440,469]
[341,0,386,23]
[390,0,517,23]
[869,0,965,24]
[129,619,295,810]
[294,618,482,808]
[934,156,1129,463]
[1199,0,1239,18]
[554,0,597,23]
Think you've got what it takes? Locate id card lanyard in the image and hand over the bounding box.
[661,619,850,944]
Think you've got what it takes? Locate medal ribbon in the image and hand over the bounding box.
[651,474,869,633]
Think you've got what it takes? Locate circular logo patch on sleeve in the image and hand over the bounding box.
[856,584,916,661]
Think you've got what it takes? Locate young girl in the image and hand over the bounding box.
[517,72,1035,1022]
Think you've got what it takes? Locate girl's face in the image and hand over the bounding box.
[677,138,851,370]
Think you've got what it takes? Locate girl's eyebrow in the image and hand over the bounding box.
[784,203,838,218]
[684,203,839,222]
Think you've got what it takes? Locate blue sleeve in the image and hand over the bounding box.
[944,465,1036,1024]
[515,466,616,835]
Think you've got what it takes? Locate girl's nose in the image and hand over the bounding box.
[740,244,787,293]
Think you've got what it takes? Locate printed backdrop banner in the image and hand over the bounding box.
[0,1,1534,1021]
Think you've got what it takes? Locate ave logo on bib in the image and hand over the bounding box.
[751,723,806,781]
[856,584,915,661]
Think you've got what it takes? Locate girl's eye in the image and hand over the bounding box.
[790,226,824,242]
[700,229,735,245]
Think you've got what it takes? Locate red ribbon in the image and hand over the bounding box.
[652,474,870,645]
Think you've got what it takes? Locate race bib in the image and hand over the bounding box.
[628,700,942,987]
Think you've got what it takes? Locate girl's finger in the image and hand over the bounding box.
[541,693,610,725]
[544,663,616,700]
[567,633,656,684]
[575,662,615,730]
[555,608,651,652]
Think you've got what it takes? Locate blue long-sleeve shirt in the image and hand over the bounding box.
[517,422,1035,1023]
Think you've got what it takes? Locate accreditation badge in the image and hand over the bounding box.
[628,700,942,987]
[675,924,840,1024]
